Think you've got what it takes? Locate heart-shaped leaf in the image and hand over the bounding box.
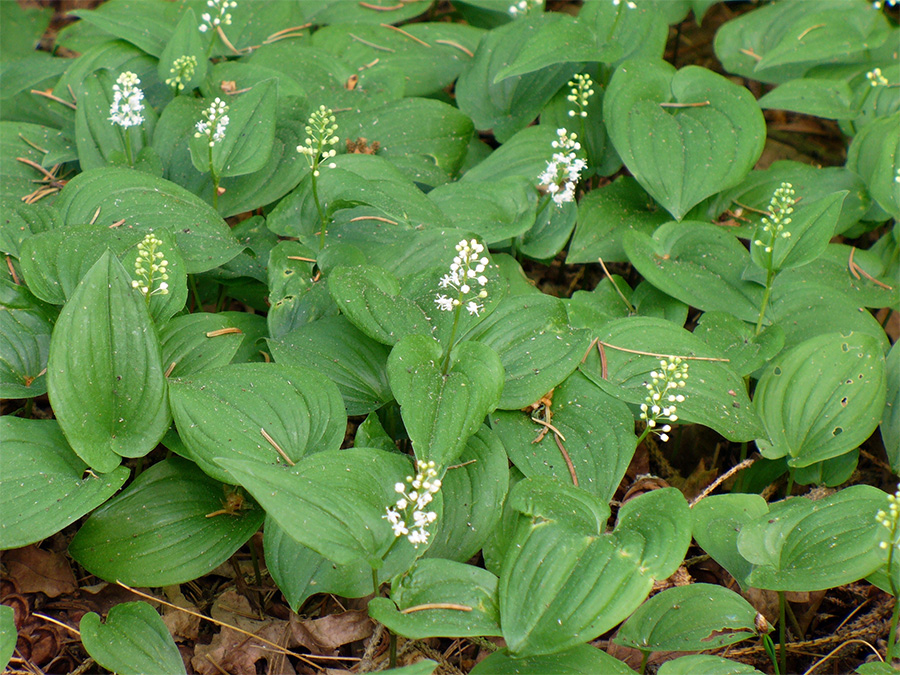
[159,312,244,379]
[0,417,129,550]
[606,59,765,220]
[754,332,887,467]
[388,334,504,469]
[80,602,185,675]
[615,584,763,652]
[69,457,264,586]
[369,559,501,639]
[168,363,346,483]
[219,448,427,568]
[48,251,170,473]
[428,177,536,245]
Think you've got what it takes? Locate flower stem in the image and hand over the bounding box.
[778,591,787,675]
[311,168,327,249]
[441,300,464,376]
[754,267,776,336]
[123,131,135,168]
[887,523,899,662]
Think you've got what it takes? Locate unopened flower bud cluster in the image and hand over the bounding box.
[297,105,339,176]
[166,55,197,91]
[108,72,145,128]
[199,0,236,33]
[384,460,442,548]
[537,128,587,206]
[435,239,490,317]
[876,486,900,552]
[508,0,543,16]
[640,357,688,443]
[866,68,889,87]
[753,182,795,254]
[132,233,169,298]
[567,74,595,118]
[195,98,230,148]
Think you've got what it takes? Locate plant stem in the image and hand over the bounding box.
[389,632,397,668]
[638,651,649,675]
[441,299,464,375]
[207,143,220,211]
[311,169,327,250]
[123,130,135,168]
[372,567,379,596]
[762,633,780,675]
[887,531,899,662]
[754,267,775,336]
[634,424,651,449]
[778,591,787,675]
[188,274,203,312]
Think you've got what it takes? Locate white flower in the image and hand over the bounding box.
[509,0,543,16]
[873,0,899,8]
[195,97,230,148]
[639,357,688,442]
[537,128,587,206]
[383,460,442,548]
[199,0,237,32]
[613,0,637,7]
[753,182,795,254]
[434,239,490,316]
[876,485,900,553]
[108,71,145,128]
[132,233,170,298]
[866,67,889,87]
[297,105,339,173]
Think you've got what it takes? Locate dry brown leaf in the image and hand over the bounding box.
[290,609,373,655]
[3,545,76,597]
[162,585,201,642]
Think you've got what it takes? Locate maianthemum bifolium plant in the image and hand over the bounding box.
[0,0,898,673]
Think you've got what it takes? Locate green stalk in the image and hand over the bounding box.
[638,651,649,675]
[762,633,781,675]
[440,298,464,376]
[311,168,327,250]
[887,521,899,662]
[123,130,135,168]
[778,591,787,675]
[754,266,776,336]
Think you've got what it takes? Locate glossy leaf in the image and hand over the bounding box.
[0,279,55,398]
[159,312,244,379]
[694,311,784,378]
[169,363,346,483]
[388,334,504,469]
[0,605,13,672]
[882,342,899,473]
[47,251,170,473]
[80,602,185,675]
[428,177,536,245]
[69,457,264,586]
[471,645,637,675]
[658,655,764,675]
[754,332,887,467]
[692,493,768,590]
[0,417,129,550]
[157,8,206,93]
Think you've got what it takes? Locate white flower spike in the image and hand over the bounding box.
[537,128,587,206]
[132,233,170,299]
[753,182,795,254]
[434,238,490,317]
[297,105,339,176]
[509,0,543,16]
[567,73,595,119]
[195,98,230,148]
[639,357,688,443]
[108,71,145,128]
[383,460,442,548]
[199,0,237,33]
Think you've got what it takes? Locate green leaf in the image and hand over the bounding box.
[369,559,501,638]
[465,294,591,410]
[424,425,510,562]
[623,222,763,324]
[69,457,263,586]
[738,485,886,591]
[455,16,579,142]
[169,363,346,484]
[471,645,637,675]
[0,122,73,202]
[55,168,242,273]
[80,602,185,675]
[758,78,856,120]
[189,80,277,179]
[0,2,52,61]
[749,191,847,273]
[694,312,784,378]
[0,604,14,672]
[428,177,536,245]
[0,200,58,260]
[70,0,177,57]
[507,476,610,538]
[498,488,690,657]
[567,177,670,264]
[882,341,899,473]
[0,279,55,398]
[0,417,129,550]
[329,265,432,346]
[605,59,765,220]
[269,315,392,416]
[657,655,764,675]
[490,372,636,502]
[47,251,170,473]
[388,335,504,469]
[157,8,207,93]
[754,332,887,467]
[580,316,765,442]
[792,449,859,488]
[380,662,439,675]
[462,124,558,184]
[692,493,769,590]
[517,197,578,261]
[159,313,244,379]
[847,112,900,220]
[615,584,762,652]
[219,448,425,568]
[338,98,473,187]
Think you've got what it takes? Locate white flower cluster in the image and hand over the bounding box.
[537,128,587,206]
[753,182,795,254]
[199,0,236,33]
[195,98,230,148]
[873,0,898,8]
[435,239,490,317]
[640,357,688,443]
[866,67,889,87]
[613,0,637,8]
[166,55,197,91]
[384,460,442,548]
[297,105,339,177]
[876,486,900,551]
[108,71,145,128]
[132,233,169,298]
[508,0,543,16]
[567,73,595,119]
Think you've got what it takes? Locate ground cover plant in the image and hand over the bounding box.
[0,0,898,672]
